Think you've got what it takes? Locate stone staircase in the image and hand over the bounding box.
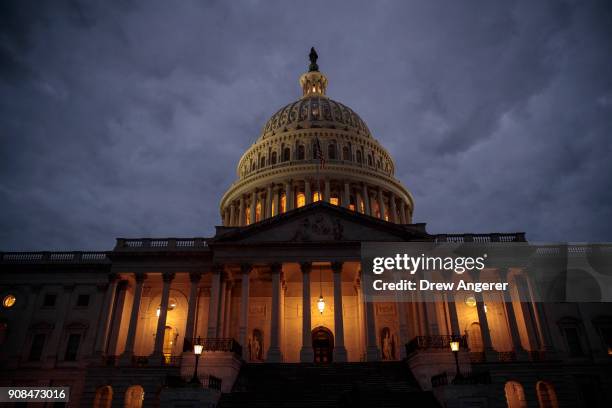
[218,362,441,408]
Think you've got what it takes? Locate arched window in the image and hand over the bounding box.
[260,156,266,168]
[342,146,350,161]
[372,199,380,218]
[163,326,177,361]
[504,381,527,408]
[328,144,336,160]
[330,195,339,206]
[245,206,251,225]
[367,154,373,166]
[536,381,558,408]
[384,203,390,221]
[124,385,144,408]
[280,193,286,213]
[313,191,322,202]
[297,145,305,160]
[94,386,113,408]
[271,151,277,165]
[296,192,306,208]
[251,161,256,171]
[356,150,362,164]
[282,147,290,162]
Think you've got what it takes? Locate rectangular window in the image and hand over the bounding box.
[64,333,81,361]
[29,333,46,361]
[565,327,584,357]
[76,294,90,307]
[43,294,57,307]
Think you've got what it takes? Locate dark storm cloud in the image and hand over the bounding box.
[1,0,611,250]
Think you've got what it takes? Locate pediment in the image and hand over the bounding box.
[210,202,429,245]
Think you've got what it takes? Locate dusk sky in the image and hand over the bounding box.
[1,0,611,251]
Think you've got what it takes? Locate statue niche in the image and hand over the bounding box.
[248,329,264,361]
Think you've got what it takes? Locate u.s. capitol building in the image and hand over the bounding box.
[0,50,610,408]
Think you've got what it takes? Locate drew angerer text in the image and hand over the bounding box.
[372,279,509,293]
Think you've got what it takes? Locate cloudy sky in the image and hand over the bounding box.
[1,0,611,251]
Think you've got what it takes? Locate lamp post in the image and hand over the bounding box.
[450,339,463,383]
[190,341,203,385]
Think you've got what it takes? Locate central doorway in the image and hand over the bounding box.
[312,326,334,363]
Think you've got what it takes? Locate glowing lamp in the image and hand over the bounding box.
[449,340,460,352]
[317,296,325,314]
[194,344,204,355]
[156,307,161,317]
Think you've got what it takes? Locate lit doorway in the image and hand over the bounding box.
[312,326,334,363]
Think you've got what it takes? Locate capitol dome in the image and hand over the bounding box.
[220,48,414,226]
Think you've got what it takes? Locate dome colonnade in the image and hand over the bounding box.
[220,49,414,227]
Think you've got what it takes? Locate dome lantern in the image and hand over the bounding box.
[300,47,328,97]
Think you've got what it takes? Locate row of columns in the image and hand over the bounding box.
[96,265,553,364]
[224,180,411,226]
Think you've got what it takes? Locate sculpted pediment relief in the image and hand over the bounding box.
[211,203,424,244]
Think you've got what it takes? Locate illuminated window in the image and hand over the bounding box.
[536,381,558,408]
[93,385,113,408]
[384,204,390,221]
[271,196,277,216]
[330,196,339,206]
[255,200,262,222]
[313,191,322,202]
[245,207,251,225]
[124,385,144,408]
[297,192,306,208]
[359,198,365,213]
[372,200,380,218]
[504,381,527,408]
[280,193,286,213]
[2,294,16,308]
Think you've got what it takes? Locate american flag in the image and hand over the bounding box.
[313,137,325,169]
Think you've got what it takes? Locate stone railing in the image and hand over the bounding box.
[434,233,526,243]
[0,251,109,263]
[114,238,209,251]
[431,371,491,387]
[192,337,243,357]
[405,335,468,355]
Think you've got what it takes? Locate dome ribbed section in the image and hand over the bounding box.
[260,96,371,140]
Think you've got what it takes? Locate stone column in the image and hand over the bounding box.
[107,280,129,355]
[362,183,371,215]
[362,273,380,360]
[222,281,233,337]
[266,263,283,362]
[469,271,496,361]
[332,262,348,361]
[238,196,245,226]
[523,271,555,354]
[207,265,222,338]
[299,262,314,362]
[218,279,227,337]
[94,273,119,355]
[239,264,251,349]
[515,275,542,351]
[390,194,398,223]
[446,291,461,337]
[399,202,407,224]
[265,185,273,218]
[378,189,386,220]
[324,180,331,202]
[183,272,202,352]
[120,273,147,363]
[229,203,236,227]
[249,190,257,224]
[305,179,311,204]
[499,270,528,360]
[151,272,175,363]
[343,181,351,208]
[285,180,294,211]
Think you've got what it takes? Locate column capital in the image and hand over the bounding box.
[331,261,344,273]
[162,272,175,283]
[270,262,282,274]
[189,271,202,283]
[300,261,312,274]
[134,272,147,283]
